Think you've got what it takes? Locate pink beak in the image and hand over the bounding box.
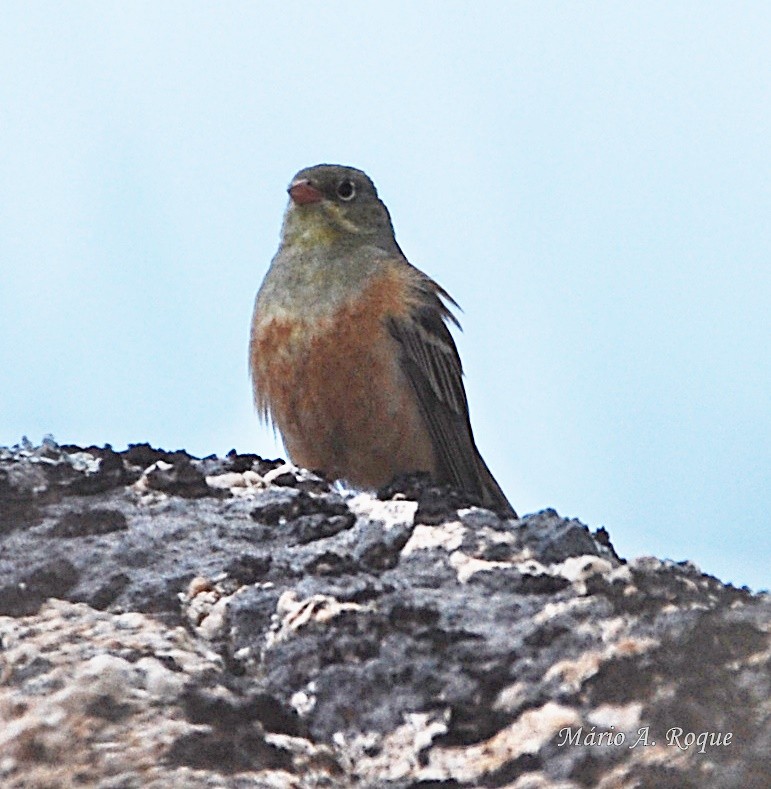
[288,179,323,205]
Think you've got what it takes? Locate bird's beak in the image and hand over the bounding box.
[288,179,323,205]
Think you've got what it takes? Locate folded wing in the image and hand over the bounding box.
[387,266,516,517]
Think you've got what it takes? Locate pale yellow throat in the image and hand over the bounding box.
[284,202,360,249]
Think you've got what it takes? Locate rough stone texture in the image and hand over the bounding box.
[0,438,768,788]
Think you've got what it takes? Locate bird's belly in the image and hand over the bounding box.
[251,303,435,488]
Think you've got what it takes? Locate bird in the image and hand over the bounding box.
[249,164,516,517]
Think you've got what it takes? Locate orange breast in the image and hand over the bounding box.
[250,266,436,487]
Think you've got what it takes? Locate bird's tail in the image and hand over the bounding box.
[475,452,517,518]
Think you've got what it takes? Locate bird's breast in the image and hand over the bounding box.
[249,264,435,486]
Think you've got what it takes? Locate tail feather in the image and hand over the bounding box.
[475,452,517,518]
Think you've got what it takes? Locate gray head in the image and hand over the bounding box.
[280,164,400,254]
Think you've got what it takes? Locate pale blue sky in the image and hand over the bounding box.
[1,3,768,590]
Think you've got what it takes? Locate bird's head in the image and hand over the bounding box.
[280,164,397,252]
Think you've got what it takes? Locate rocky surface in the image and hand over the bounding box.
[0,438,768,788]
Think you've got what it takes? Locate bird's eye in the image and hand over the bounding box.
[336,180,356,201]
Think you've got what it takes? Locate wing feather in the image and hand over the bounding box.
[387,268,516,516]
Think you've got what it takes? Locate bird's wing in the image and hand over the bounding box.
[387,266,516,516]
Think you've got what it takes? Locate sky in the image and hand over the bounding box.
[1,2,768,591]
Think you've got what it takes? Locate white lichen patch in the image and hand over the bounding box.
[348,493,418,528]
[587,702,643,731]
[448,551,511,583]
[420,702,581,782]
[205,469,265,495]
[402,521,465,556]
[262,462,326,489]
[179,575,242,640]
[544,632,659,695]
[347,710,450,782]
[290,687,317,716]
[534,597,600,625]
[65,451,101,474]
[492,681,528,713]
[552,556,614,584]
[545,651,604,692]
[130,460,173,495]
[267,591,370,648]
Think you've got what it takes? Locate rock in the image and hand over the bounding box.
[0,439,768,788]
